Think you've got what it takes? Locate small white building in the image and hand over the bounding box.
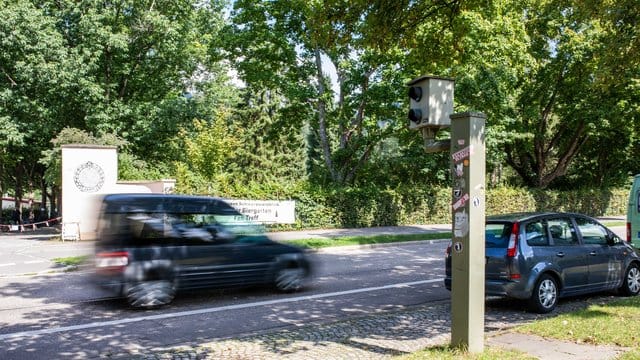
[61,144,175,240]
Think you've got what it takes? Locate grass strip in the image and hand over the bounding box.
[602,220,626,227]
[398,345,535,360]
[517,296,640,347]
[52,255,90,267]
[515,296,640,360]
[399,296,640,359]
[286,232,451,249]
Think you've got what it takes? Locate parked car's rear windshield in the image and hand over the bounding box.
[485,223,511,248]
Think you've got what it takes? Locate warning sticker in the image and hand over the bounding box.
[452,145,473,163]
[452,193,470,211]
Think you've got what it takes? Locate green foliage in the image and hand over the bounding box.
[2,0,639,220]
[117,152,168,181]
[261,184,628,230]
[227,104,308,187]
[182,115,239,181]
[225,0,418,186]
[171,161,210,195]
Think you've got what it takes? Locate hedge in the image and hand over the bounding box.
[264,186,630,230]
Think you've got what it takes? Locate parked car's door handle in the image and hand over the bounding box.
[556,252,565,257]
[589,251,597,256]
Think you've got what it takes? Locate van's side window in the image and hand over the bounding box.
[547,218,578,245]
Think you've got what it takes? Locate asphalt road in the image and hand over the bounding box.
[0,240,450,359]
[0,224,626,359]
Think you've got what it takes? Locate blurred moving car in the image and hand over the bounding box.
[93,194,312,308]
[445,212,640,313]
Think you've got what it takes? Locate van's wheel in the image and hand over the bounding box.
[125,280,176,308]
[619,263,640,296]
[274,267,305,292]
[529,274,558,313]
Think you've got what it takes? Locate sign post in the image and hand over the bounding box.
[449,112,486,352]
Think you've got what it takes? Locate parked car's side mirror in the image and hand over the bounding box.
[607,234,621,245]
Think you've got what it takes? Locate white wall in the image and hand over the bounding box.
[61,145,175,239]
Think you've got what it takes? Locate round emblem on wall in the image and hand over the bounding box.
[73,161,105,193]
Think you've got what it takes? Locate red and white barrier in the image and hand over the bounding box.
[0,217,62,232]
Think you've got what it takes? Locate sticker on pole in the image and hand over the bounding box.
[454,210,469,238]
[452,145,473,163]
[453,242,463,253]
[452,193,469,211]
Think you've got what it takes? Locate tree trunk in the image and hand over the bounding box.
[40,178,48,220]
[52,186,60,218]
[13,165,23,224]
[314,47,340,182]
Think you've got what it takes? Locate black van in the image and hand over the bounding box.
[93,194,312,308]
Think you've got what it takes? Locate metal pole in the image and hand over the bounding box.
[449,112,486,352]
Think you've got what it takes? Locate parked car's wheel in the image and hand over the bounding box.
[529,274,558,313]
[619,263,640,296]
[274,266,305,292]
[125,280,176,308]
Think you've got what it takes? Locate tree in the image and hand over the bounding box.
[0,0,75,215]
[502,0,639,187]
[226,0,448,186]
[2,1,237,207]
[403,0,639,188]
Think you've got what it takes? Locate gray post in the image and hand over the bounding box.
[449,112,486,352]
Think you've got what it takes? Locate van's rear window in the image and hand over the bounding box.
[485,223,511,248]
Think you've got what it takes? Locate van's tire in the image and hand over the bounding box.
[529,274,558,313]
[125,280,176,308]
[274,266,305,292]
[619,263,640,296]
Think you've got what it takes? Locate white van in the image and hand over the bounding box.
[628,174,640,247]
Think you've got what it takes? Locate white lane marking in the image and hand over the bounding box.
[0,278,443,340]
[0,263,16,267]
[24,260,47,264]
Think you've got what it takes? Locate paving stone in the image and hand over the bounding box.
[111,294,623,359]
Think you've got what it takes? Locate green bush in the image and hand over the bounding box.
[293,186,628,229]
[487,187,629,216]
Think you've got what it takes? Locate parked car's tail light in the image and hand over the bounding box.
[96,251,129,272]
[446,241,452,256]
[507,222,522,280]
[507,222,519,258]
[628,222,632,243]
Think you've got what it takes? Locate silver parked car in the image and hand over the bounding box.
[445,212,640,313]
